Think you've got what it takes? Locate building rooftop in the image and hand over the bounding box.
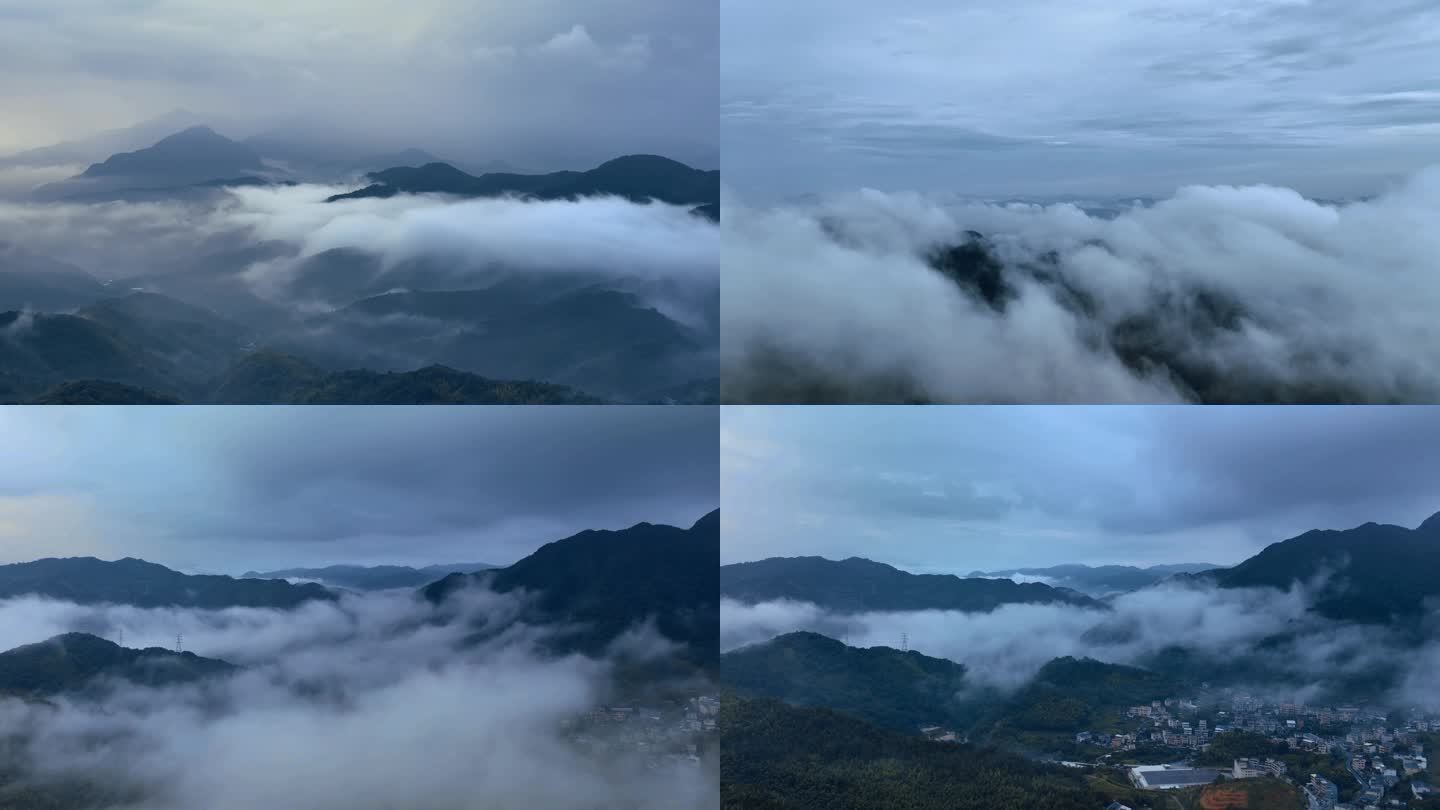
[1131,765,1223,788]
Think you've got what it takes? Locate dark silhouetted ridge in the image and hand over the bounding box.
[0,632,235,697]
[0,556,337,609]
[721,555,1100,612]
[422,509,719,668]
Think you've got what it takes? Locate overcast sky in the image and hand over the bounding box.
[722,406,1440,571]
[723,0,1440,199]
[0,407,717,573]
[0,0,716,166]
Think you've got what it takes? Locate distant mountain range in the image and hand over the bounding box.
[723,631,974,732]
[0,109,227,171]
[0,633,235,698]
[243,563,498,591]
[425,509,719,670]
[720,556,1100,612]
[0,296,607,404]
[968,562,1220,595]
[31,126,268,201]
[2,124,719,403]
[22,124,720,219]
[325,155,720,219]
[205,352,603,405]
[0,557,336,609]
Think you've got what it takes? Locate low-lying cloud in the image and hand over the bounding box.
[722,166,1440,403]
[722,579,1440,709]
[0,586,717,810]
[227,185,720,294]
[0,185,718,298]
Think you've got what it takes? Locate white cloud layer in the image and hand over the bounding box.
[0,585,717,809]
[723,167,1440,404]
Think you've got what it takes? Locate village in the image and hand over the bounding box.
[567,694,720,769]
[1077,692,1437,809]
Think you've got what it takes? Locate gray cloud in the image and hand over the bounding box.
[722,406,1440,570]
[723,0,1440,196]
[0,407,717,571]
[0,0,716,168]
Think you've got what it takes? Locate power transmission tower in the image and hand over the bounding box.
[176,633,183,653]
[901,632,908,651]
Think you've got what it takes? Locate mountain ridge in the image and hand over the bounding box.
[0,556,337,609]
[325,154,720,217]
[423,509,719,670]
[242,562,499,591]
[0,632,236,697]
[1197,510,1440,624]
[721,555,1101,612]
[723,630,975,731]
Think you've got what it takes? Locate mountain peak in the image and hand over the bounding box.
[593,154,691,173]
[0,556,336,609]
[1417,510,1440,533]
[77,125,262,182]
[163,124,221,140]
[690,508,719,533]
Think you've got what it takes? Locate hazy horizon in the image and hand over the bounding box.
[0,407,719,571]
[0,0,718,190]
[722,406,1440,570]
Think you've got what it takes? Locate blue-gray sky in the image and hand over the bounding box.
[722,406,1440,570]
[0,0,716,175]
[0,407,718,573]
[722,0,1440,199]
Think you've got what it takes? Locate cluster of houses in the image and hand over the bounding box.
[1092,690,1439,809]
[568,694,718,763]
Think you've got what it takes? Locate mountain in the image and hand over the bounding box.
[0,557,337,609]
[0,242,111,312]
[0,292,247,402]
[723,631,974,732]
[27,380,181,404]
[79,292,249,379]
[1,331,605,404]
[77,126,263,182]
[326,155,720,213]
[0,633,235,698]
[308,284,708,401]
[721,695,1112,810]
[721,556,1101,612]
[0,309,187,402]
[0,109,222,169]
[208,351,560,405]
[203,349,328,403]
[242,563,498,591]
[1206,511,1440,624]
[985,656,1179,739]
[32,126,266,201]
[969,562,1220,595]
[424,509,719,669]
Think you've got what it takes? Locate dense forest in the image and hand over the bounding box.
[721,695,1117,810]
[979,656,1179,750]
[722,631,980,731]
